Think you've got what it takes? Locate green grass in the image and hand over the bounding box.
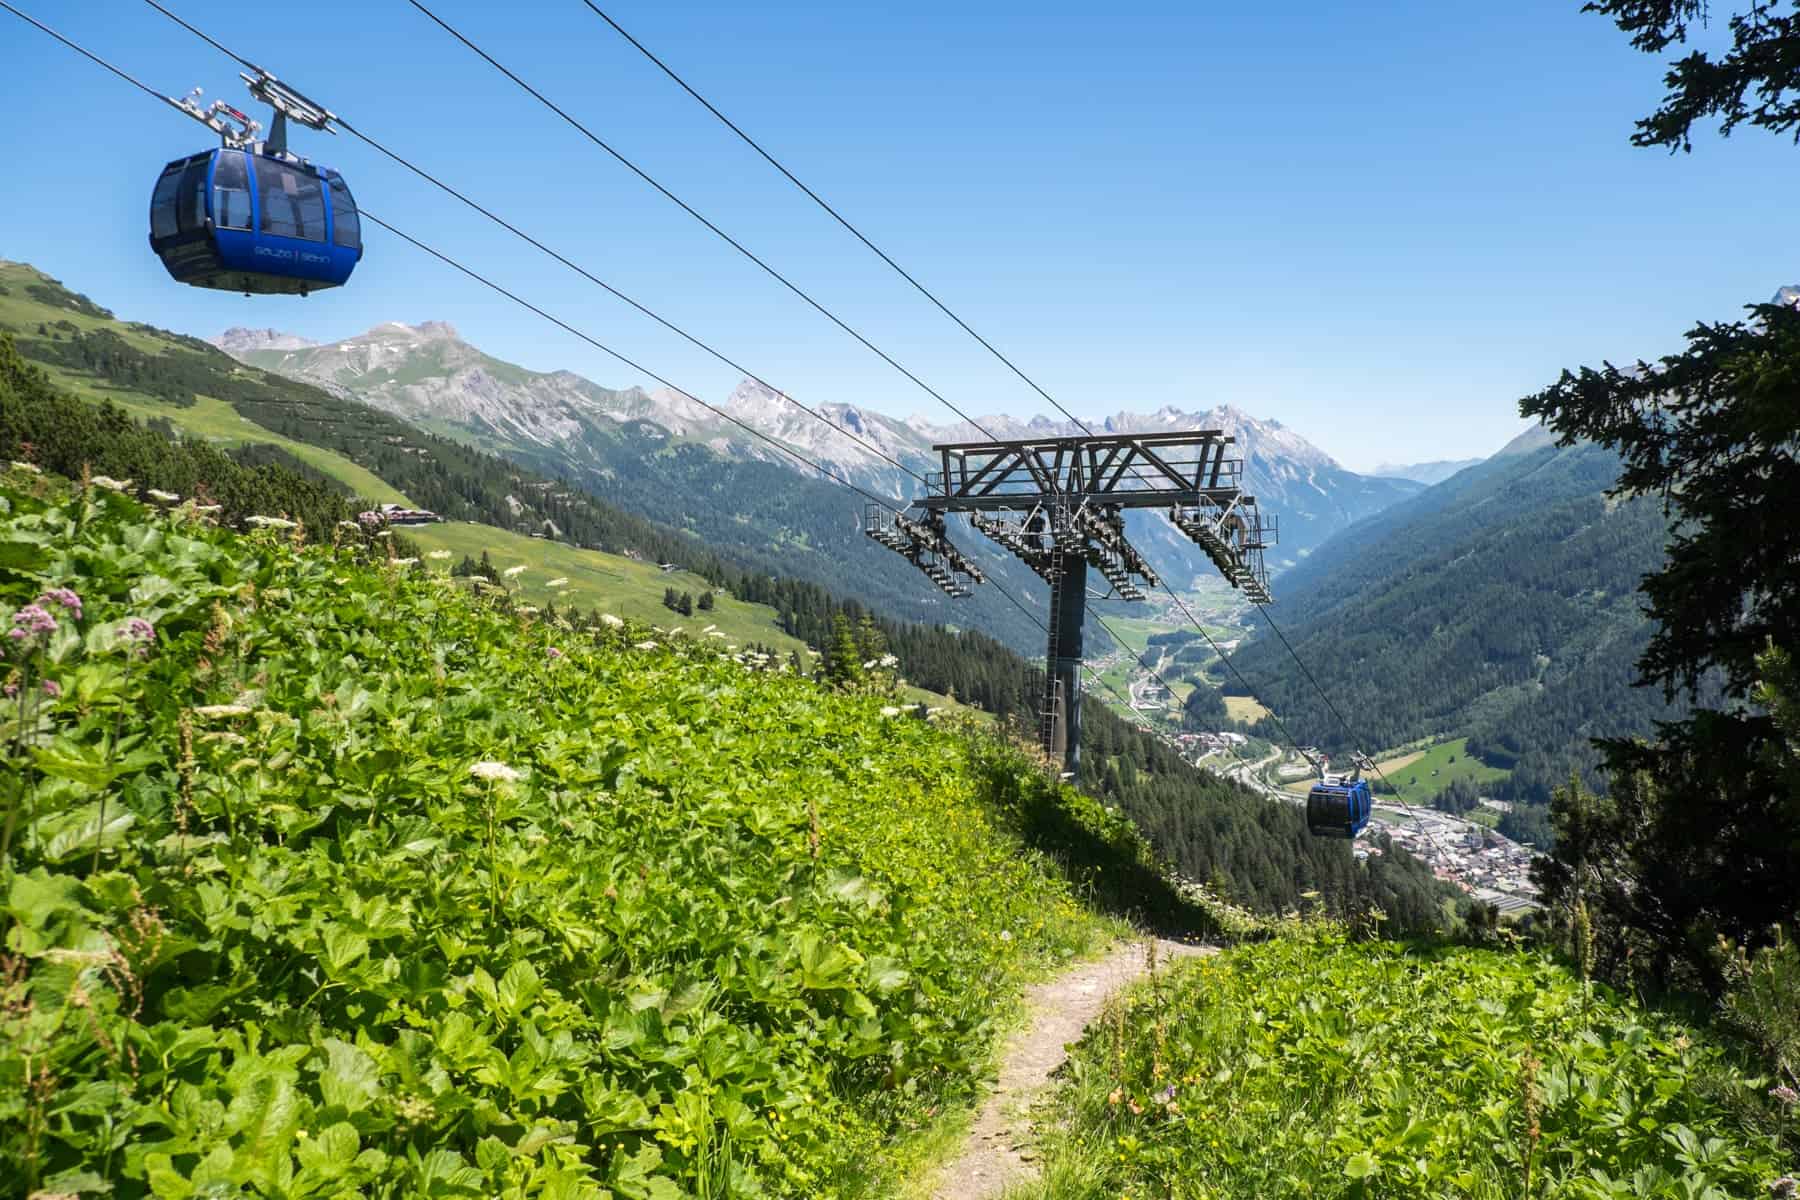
[1018,931,1794,1199]
[0,261,170,354]
[404,521,809,657]
[0,483,1134,1197]
[1374,736,1506,797]
[1223,694,1269,722]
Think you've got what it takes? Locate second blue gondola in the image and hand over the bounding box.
[1307,777,1372,839]
[149,147,361,295]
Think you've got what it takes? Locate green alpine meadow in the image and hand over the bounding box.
[1017,932,1795,1199]
[0,474,1133,1197]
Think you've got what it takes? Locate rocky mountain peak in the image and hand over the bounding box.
[211,327,318,355]
[358,320,460,344]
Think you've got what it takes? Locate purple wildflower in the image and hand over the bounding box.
[2,679,15,698]
[40,679,60,699]
[12,605,56,637]
[37,588,81,620]
[1155,1084,1177,1104]
[547,646,563,660]
[1773,1085,1799,1107]
[123,617,156,644]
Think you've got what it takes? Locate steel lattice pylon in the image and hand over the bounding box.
[865,430,1277,782]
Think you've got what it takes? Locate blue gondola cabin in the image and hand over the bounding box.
[149,148,361,295]
[1307,777,1372,839]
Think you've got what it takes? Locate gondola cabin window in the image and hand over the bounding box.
[255,158,326,242]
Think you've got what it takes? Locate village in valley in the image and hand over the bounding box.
[1102,619,1544,914]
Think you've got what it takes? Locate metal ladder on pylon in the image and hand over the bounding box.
[1040,546,1071,756]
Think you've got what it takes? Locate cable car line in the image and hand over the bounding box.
[8,0,1255,814]
[1254,605,1451,859]
[139,3,1226,723]
[572,0,1098,440]
[139,0,260,72]
[141,0,1351,828]
[346,122,927,484]
[576,0,1447,844]
[135,2,940,490]
[400,0,1001,443]
[139,3,1202,723]
[356,211,909,511]
[561,1,1443,840]
[25,0,1442,856]
[0,2,193,112]
[389,1,1354,791]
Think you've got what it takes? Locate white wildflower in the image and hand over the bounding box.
[707,631,727,639]
[667,627,683,635]
[245,515,296,530]
[469,760,522,783]
[862,659,878,670]
[372,530,393,539]
[193,704,253,718]
[880,706,902,718]
[545,577,569,588]
[9,461,41,475]
[337,520,362,530]
[193,504,222,514]
[390,557,419,567]
[426,549,453,560]
[503,565,527,578]
[519,605,539,615]
[600,613,624,628]
[634,640,659,651]
[703,624,719,634]
[878,654,898,668]
[92,475,132,492]
[148,489,181,503]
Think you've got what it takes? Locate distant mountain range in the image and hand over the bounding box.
[1371,458,1485,486]
[213,322,1426,576]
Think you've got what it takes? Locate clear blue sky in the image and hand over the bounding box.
[0,0,1790,470]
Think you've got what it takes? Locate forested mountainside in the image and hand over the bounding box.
[0,275,1455,927]
[1228,426,1674,841]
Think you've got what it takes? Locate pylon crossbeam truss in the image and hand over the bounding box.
[863,431,1278,781]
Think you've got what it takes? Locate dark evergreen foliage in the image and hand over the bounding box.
[0,336,352,533]
[1587,0,1800,150]
[1523,301,1800,989]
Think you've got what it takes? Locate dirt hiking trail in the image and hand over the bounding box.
[926,937,1212,1199]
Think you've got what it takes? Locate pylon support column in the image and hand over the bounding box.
[1045,555,1087,780]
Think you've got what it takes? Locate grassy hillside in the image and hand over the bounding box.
[0,261,1465,930]
[0,262,408,505]
[406,522,808,657]
[0,478,1175,1198]
[1021,931,1795,1198]
[0,261,824,656]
